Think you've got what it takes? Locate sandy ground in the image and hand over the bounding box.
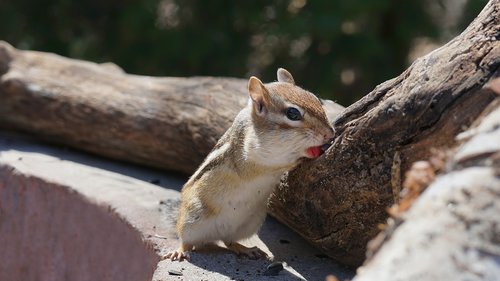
[0,131,354,281]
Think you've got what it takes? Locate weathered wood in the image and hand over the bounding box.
[268,0,499,267]
[353,81,500,281]
[0,44,344,175]
[0,44,247,174]
[0,0,498,268]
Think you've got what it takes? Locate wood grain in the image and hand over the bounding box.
[268,0,499,266]
[0,0,498,268]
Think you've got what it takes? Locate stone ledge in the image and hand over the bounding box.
[0,132,354,281]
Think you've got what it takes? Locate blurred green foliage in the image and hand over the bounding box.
[0,0,488,105]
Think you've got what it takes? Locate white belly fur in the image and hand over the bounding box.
[181,173,280,245]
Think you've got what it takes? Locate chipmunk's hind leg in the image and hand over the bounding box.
[223,241,269,260]
[163,242,193,261]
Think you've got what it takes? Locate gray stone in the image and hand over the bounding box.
[0,132,354,281]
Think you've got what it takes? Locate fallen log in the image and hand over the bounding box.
[0,0,498,268]
[268,0,499,266]
[0,45,344,175]
[0,47,247,175]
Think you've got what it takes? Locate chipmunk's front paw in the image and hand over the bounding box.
[163,243,193,261]
[163,249,190,261]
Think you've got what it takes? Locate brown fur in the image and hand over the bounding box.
[166,68,333,261]
[267,82,329,125]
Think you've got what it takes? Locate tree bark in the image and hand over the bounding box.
[0,44,248,175]
[0,43,344,175]
[0,0,498,268]
[268,0,499,267]
[353,80,500,281]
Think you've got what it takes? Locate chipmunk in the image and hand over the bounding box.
[165,68,334,261]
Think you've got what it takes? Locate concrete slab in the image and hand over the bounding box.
[0,132,354,281]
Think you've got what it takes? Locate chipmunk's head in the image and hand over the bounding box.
[245,68,334,167]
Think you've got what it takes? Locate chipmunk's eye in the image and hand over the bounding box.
[285,107,302,121]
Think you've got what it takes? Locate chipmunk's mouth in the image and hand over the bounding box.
[305,143,332,159]
[305,146,323,158]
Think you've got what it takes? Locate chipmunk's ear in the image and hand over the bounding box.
[277,68,295,85]
[248,76,270,116]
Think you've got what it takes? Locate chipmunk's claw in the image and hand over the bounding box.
[243,247,269,260]
[163,249,190,261]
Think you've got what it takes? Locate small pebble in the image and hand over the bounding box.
[168,269,183,276]
[263,261,284,276]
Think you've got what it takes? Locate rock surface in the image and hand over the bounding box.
[0,132,354,281]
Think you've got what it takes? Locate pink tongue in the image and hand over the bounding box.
[306,146,322,158]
